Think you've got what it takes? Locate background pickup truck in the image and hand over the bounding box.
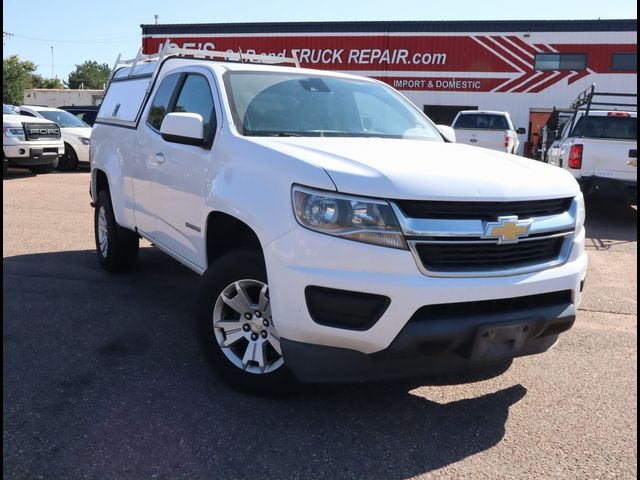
[3,103,64,176]
[547,110,637,202]
[451,110,525,155]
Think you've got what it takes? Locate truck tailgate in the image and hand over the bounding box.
[580,139,638,182]
[453,129,506,151]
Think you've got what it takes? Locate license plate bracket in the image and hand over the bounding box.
[470,321,532,362]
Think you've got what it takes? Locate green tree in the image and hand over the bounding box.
[67,61,110,89]
[3,55,37,104]
[32,75,65,89]
[3,55,65,104]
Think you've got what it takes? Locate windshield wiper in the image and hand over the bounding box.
[266,132,303,137]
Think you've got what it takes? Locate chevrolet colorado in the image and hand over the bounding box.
[90,46,587,392]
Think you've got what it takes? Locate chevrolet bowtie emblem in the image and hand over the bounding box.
[483,216,533,244]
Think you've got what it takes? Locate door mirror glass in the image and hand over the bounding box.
[516,127,526,135]
[160,112,205,145]
[436,124,456,142]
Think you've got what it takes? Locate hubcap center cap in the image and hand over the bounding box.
[249,319,264,334]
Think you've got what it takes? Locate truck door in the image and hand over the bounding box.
[136,69,219,268]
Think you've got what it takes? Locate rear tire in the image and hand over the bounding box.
[57,143,79,171]
[94,189,139,272]
[198,249,296,394]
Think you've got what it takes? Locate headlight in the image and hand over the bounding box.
[3,127,25,139]
[574,192,585,235]
[292,186,407,249]
[81,137,91,145]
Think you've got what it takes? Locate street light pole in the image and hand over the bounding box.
[51,46,54,79]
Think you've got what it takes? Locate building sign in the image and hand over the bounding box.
[142,34,635,93]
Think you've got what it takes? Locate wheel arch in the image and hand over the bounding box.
[205,211,263,266]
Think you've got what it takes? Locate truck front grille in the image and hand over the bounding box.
[395,198,572,220]
[414,237,565,273]
[23,122,61,140]
[391,196,579,277]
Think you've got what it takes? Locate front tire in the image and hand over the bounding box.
[57,143,79,171]
[94,189,139,272]
[198,249,295,394]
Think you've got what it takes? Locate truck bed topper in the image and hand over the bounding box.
[97,42,300,128]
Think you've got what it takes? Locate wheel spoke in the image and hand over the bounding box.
[213,318,244,331]
[267,333,282,355]
[234,282,254,310]
[254,340,267,370]
[258,285,270,312]
[242,341,257,369]
[221,293,248,315]
[222,329,245,348]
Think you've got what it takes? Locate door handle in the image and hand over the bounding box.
[150,152,166,165]
[469,138,478,143]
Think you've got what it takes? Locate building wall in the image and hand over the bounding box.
[23,89,104,108]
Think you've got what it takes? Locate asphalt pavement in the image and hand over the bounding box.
[3,169,637,479]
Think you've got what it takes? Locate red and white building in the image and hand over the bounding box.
[141,19,637,156]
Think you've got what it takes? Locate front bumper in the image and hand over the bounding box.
[264,225,588,381]
[4,144,63,167]
[282,295,573,382]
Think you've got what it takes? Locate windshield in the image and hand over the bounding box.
[3,104,17,115]
[453,113,510,130]
[572,115,637,140]
[224,72,443,141]
[38,110,89,128]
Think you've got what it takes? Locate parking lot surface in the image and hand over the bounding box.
[3,169,637,480]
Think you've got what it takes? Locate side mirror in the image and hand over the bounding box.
[516,127,526,135]
[160,112,205,145]
[436,124,456,143]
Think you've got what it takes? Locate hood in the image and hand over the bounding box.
[246,137,580,201]
[3,113,57,126]
[61,127,92,138]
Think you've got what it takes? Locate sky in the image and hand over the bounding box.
[2,0,637,82]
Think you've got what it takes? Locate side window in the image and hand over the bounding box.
[20,110,37,117]
[147,73,180,131]
[173,74,215,140]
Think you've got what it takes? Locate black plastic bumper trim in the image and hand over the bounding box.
[305,286,390,331]
[283,298,575,382]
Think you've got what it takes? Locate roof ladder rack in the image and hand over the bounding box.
[105,41,300,92]
[567,84,637,136]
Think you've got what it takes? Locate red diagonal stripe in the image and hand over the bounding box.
[528,70,573,93]
[512,71,554,93]
[568,70,590,85]
[506,36,539,56]
[534,44,553,53]
[484,36,532,71]
[497,70,539,92]
[471,36,523,73]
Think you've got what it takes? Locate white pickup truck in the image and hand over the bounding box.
[548,110,637,202]
[452,110,525,155]
[3,104,64,175]
[90,46,587,393]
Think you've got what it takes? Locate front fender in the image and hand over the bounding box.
[201,133,337,251]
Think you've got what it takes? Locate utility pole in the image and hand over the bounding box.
[51,46,54,79]
[154,14,159,25]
